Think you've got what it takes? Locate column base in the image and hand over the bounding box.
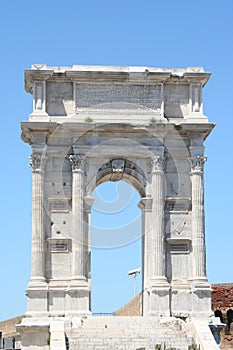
[191,279,212,317]
[26,279,48,317]
[68,276,89,289]
[151,276,170,287]
[17,317,50,350]
[170,281,192,318]
[143,278,170,317]
[27,277,48,289]
[65,278,91,316]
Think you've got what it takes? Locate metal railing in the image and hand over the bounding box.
[92,312,114,316]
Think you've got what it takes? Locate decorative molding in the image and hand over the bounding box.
[47,198,71,213]
[111,158,125,173]
[47,238,72,253]
[190,83,202,114]
[29,154,47,171]
[151,156,165,172]
[138,196,153,211]
[189,156,207,173]
[166,197,191,212]
[32,64,46,70]
[69,154,85,171]
[166,237,191,254]
[84,196,95,210]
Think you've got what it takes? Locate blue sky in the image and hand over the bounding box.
[0,0,233,320]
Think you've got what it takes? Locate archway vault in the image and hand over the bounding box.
[86,158,147,198]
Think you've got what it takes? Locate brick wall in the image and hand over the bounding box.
[0,315,23,349]
[212,283,233,320]
[114,292,142,316]
[0,315,23,338]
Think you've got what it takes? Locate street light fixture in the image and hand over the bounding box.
[128,268,141,297]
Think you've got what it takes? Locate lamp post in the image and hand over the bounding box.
[128,268,141,297]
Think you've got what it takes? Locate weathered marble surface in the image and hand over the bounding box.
[26,64,209,123]
[21,65,214,322]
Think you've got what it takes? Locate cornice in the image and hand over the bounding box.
[24,64,211,93]
[20,121,215,143]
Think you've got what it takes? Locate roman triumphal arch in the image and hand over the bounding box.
[21,65,214,322]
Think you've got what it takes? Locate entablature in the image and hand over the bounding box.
[24,64,211,124]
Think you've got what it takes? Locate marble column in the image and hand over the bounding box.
[151,156,166,281]
[84,196,95,312]
[28,154,46,286]
[142,156,169,316]
[189,156,208,282]
[84,197,95,281]
[69,154,86,283]
[138,196,152,316]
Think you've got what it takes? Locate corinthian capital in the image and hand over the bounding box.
[29,154,47,171]
[151,156,165,172]
[189,156,207,173]
[69,154,85,171]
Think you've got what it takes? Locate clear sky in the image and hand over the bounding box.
[0,0,233,321]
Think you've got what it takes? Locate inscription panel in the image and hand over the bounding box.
[48,238,71,253]
[76,84,162,112]
[170,244,189,252]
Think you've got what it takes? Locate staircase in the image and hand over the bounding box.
[65,316,194,350]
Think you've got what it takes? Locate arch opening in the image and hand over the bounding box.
[90,180,142,315]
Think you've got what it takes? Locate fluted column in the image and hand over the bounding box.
[29,154,46,285]
[69,154,86,282]
[84,197,95,280]
[189,156,207,282]
[151,156,166,280]
[138,196,152,315]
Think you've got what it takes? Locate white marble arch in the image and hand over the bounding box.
[20,64,214,322]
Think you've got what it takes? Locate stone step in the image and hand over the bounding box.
[65,316,193,350]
